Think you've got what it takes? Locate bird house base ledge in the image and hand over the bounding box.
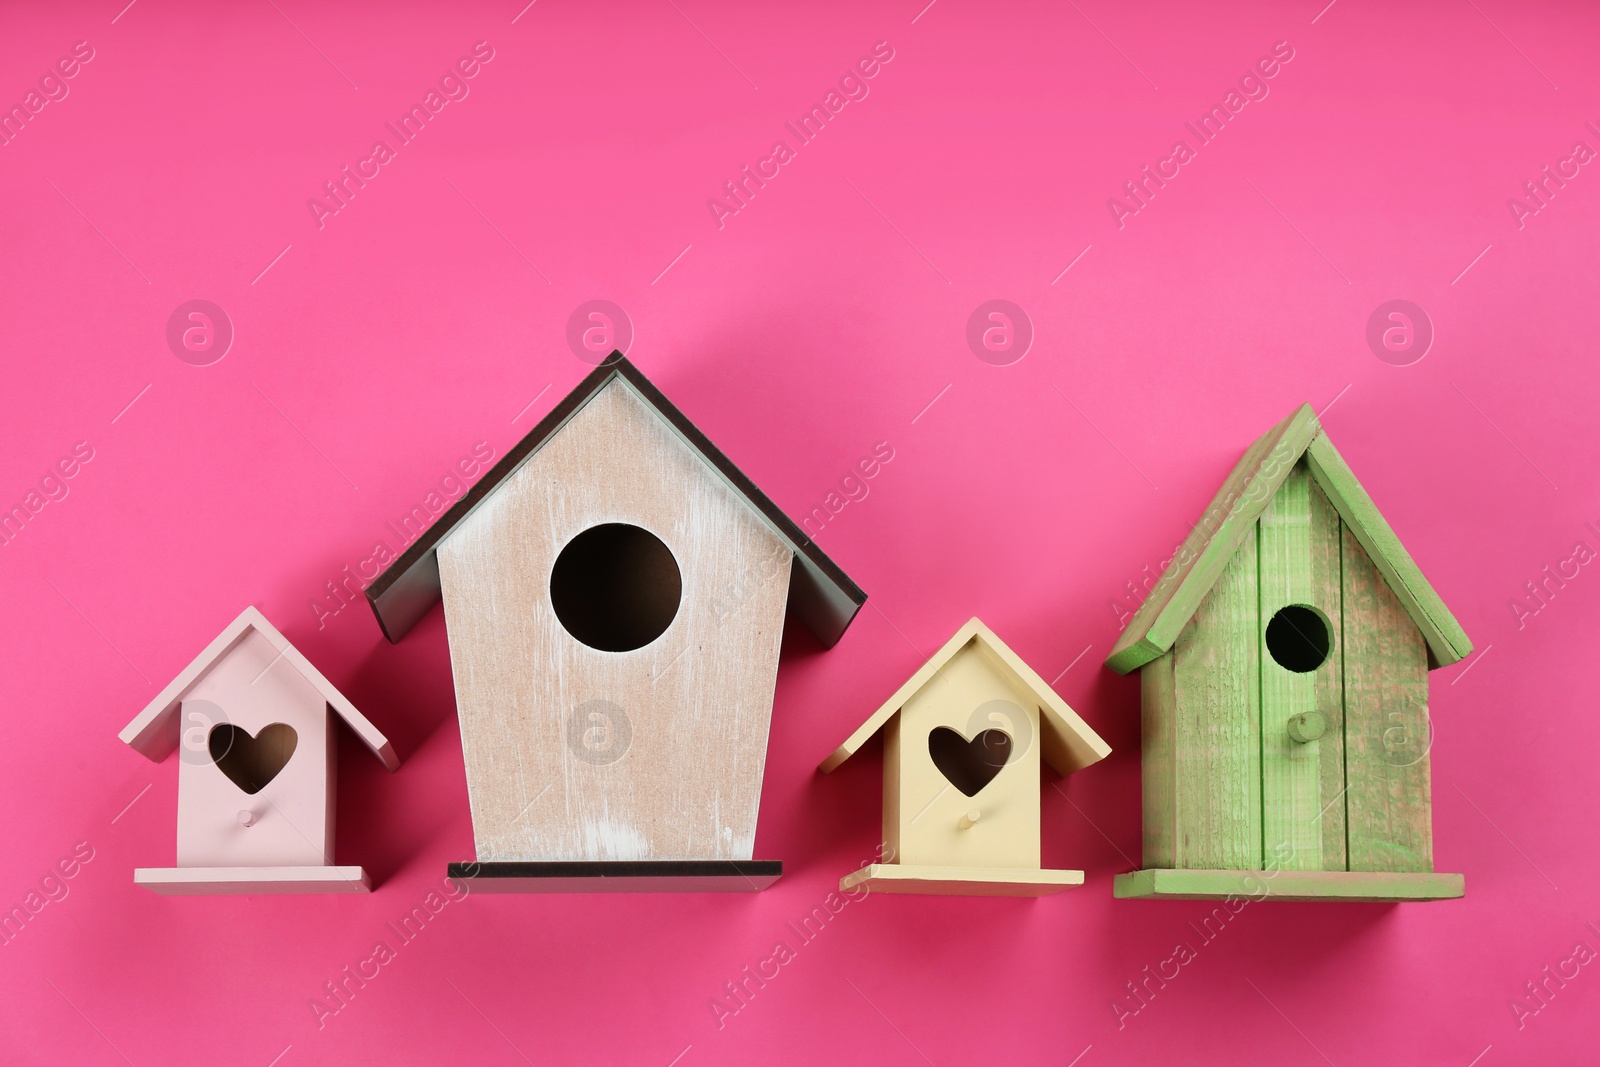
[134,866,373,895]
[445,860,782,893]
[841,863,1085,897]
[1114,868,1465,902]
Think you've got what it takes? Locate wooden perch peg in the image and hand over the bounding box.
[1287,711,1327,744]
[958,809,982,830]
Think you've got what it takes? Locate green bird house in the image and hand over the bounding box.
[1107,403,1471,902]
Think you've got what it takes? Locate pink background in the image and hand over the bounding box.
[3,0,1597,1063]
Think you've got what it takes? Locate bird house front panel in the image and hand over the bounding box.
[1258,465,1346,873]
[174,629,333,868]
[890,639,1042,870]
[436,379,793,864]
[1150,459,1434,875]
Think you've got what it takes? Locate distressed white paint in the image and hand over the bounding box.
[436,379,793,862]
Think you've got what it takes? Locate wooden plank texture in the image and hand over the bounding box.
[437,380,794,864]
[1257,464,1346,872]
[1113,867,1463,901]
[1342,527,1435,872]
[1171,532,1261,869]
[368,358,867,647]
[1309,476,1348,871]
[1139,651,1176,868]
[1303,433,1472,667]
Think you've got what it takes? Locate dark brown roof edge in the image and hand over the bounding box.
[364,355,867,648]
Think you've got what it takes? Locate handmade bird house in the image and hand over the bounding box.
[120,606,398,894]
[1106,404,1471,902]
[365,356,865,892]
[820,618,1111,896]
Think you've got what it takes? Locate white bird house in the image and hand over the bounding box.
[120,606,398,894]
[365,357,865,892]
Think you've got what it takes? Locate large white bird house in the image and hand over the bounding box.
[120,606,398,894]
[365,357,865,892]
[821,618,1111,896]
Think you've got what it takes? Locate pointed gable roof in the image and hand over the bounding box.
[1104,403,1473,675]
[364,356,867,648]
[120,606,398,770]
[821,618,1111,777]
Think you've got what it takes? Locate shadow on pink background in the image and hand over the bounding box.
[2,0,1597,1063]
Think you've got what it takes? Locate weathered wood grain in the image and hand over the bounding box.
[368,357,866,647]
[437,379,794,864]
[1309,477,1348,873]
[1342,529,1434,872]
[1304,433,1472,667]
[1171,532,1261,870]
[1258,464,1346,872]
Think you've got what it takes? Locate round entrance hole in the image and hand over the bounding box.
[1265,605,1331,673]
[550,523,682,652]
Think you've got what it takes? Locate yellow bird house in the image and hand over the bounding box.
[821,618,1110,896]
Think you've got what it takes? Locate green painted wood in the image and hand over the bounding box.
[1303,433,1472,668]
[1342,529,1435,872]
[1113,867,1464,901]
[1107,404,1321,674]
[1109,414,1472,675]
[1139,651,1176,868]
[1171,533,1260,870]
[1258,464,1346,872]
[1308,477,1348,873]
[1115,412,1470,886]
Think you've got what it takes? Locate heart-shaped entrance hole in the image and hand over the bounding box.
[209,723,298,795]
[927,726,1012,797]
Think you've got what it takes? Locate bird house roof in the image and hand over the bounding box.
[820,618,1111,778]
[120,606,398,770]
[1104,403,1473,675]
[364,356,867,648]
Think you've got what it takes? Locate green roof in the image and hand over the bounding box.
[1104,404,1472,675]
